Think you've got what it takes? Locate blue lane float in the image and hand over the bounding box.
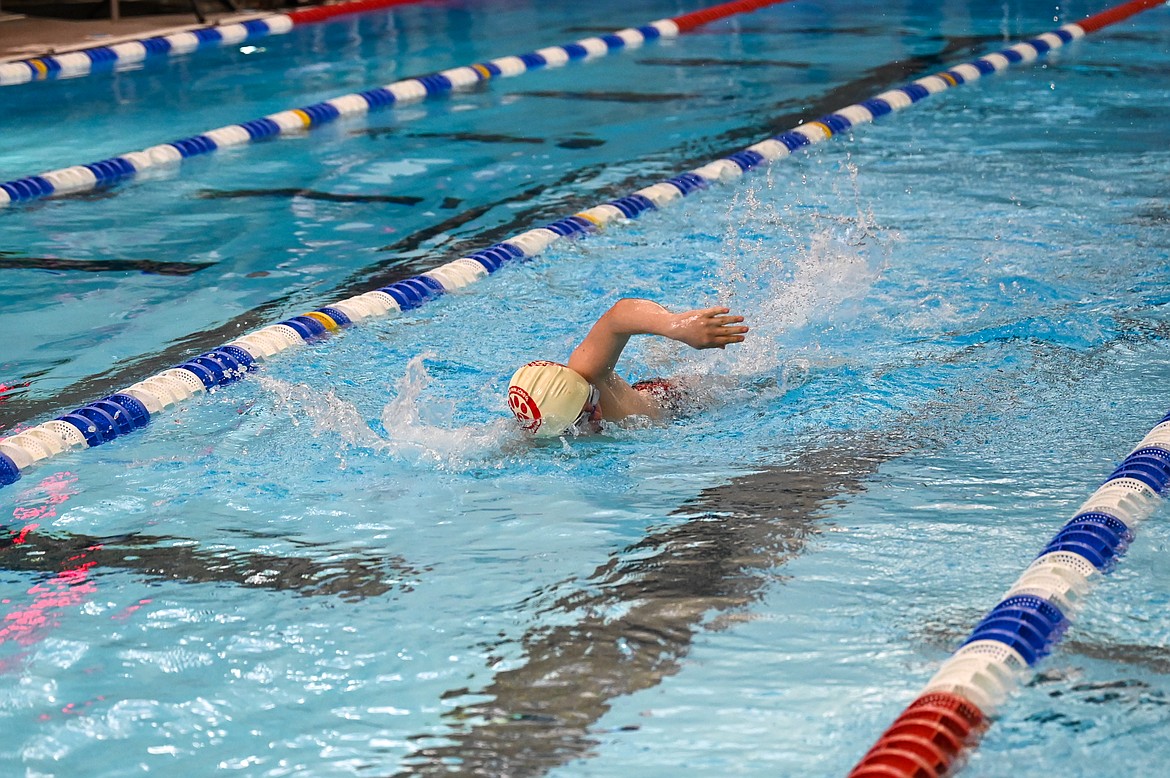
[0,15,686,206]
[900,427,1167,717]
[851,404,1170,777]
[0,6,1147,489]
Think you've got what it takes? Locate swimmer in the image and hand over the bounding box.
[507,298,748,437]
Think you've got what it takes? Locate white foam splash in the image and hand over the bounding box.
[259,354,515,470]
[705,160,891,377]
[376,354,514,465]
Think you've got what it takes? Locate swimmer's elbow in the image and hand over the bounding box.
[603,298,673,336]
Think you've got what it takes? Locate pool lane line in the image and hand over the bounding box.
[0,0,790,208]
[0,0,1161,493]
[847,425,1167,778]
[837,5,1169,775]
[0,0,436,87]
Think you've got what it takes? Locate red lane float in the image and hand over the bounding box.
[672,0,789,33]
[286,0,430,25]
[849,693,987,778]
[1077,0,1165,33]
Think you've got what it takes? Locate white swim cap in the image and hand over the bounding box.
[507,361,592,437]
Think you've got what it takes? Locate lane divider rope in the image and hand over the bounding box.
[838,4,1168,775]
[848,420,1168,777]
[0,0,434,86]
[0,0,1161,503]
[0,0,788,207]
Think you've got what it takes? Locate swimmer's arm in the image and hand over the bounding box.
[568,298,748,382]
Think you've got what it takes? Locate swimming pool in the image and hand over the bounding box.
[2,0,1170,774]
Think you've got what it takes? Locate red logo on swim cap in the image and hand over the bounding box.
[508,385,542,433]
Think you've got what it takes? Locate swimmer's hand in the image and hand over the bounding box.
[670,306,749,350]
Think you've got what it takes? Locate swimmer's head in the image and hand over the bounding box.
[507,361,598,438]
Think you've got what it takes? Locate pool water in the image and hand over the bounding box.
[2,0,1170,775]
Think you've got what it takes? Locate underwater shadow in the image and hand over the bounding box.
[0,527,419,602]
[391,440,903,777]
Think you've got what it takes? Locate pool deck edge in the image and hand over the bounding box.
[0,7,276,60]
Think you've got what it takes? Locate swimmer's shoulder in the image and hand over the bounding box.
[632,378,693,416]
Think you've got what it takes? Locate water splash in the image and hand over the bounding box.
[376,354,516,465]
[259,354,516,471]
[705,159,892,377]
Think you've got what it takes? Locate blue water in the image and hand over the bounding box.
[2,0,1170,775]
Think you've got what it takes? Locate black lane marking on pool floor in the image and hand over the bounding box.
[390,439,903,776]
[196,188,425,206]
[0,527,422,601]
[695,31,1004,155]
[0,30,1007,431]
[353,128,606,149]
[514,89,701,103]
[355,128,548,144]
[637,56,811,68]
[0,254,215,276]
[554,136,607,149]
